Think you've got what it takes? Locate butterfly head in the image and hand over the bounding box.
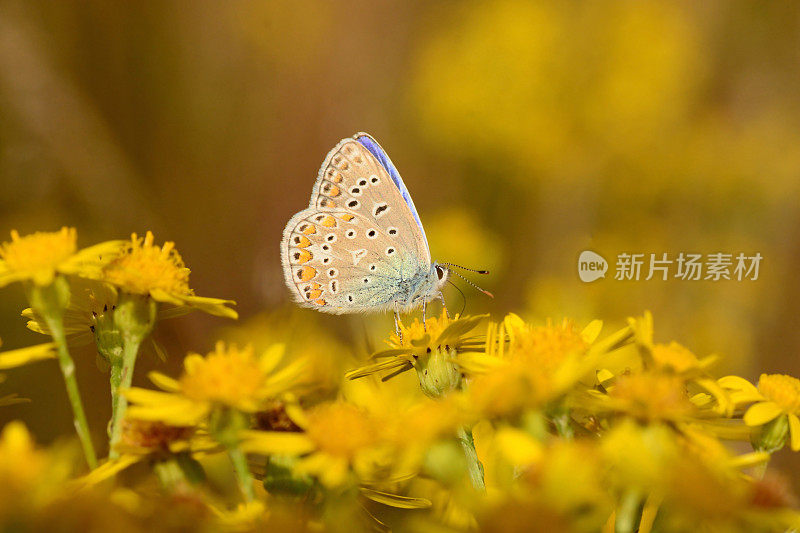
[434,263,450,291]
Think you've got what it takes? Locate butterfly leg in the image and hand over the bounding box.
[422,299,428,331]
[394,311,403,343]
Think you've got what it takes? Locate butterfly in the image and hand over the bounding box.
[280,132,457,332]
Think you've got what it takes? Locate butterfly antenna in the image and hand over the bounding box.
[440,262,490,275]
[448,269,494,299]
[446,278,467,317]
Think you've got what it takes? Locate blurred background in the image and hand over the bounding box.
[1,0,799,476]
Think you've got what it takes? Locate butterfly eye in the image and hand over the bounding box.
[436,266,446,280]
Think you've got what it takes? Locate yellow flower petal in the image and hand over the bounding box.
[149,288,185,306]
[60,239,127,275]
[718,375,760,395]
[77,454,141,487]
[148,371,181,392]
[495,427,543,465]
[238,430,315,455]
[360,488,432,509]
[743,401,783,426]
[789,413,800,452]
[124,387,211,425]
[695,378,733,416]
[182,354,206,375]
[259,344,286,375]
[580,320,603,344]
[179,294,238,319]
[0,343,56,370]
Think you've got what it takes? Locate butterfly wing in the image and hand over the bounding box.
[281,133,433,314]
[309,135,431,265]
[281,208,424,313]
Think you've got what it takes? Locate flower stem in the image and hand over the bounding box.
[615,489,642,533]
[107,337,142,459]
[457,426,485,491]
[153,458,188,492]
[31,280,98,469]
[107,293,156,459]
[228,445,255,501]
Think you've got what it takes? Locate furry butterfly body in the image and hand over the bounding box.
[280,133,449,317]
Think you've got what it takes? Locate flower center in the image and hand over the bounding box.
[0,228,77,274]
[180,344,266,408]
[121,419,193,451]
[390,312,452,348]
[610,372,693,420]
[651,342,699,373]
[758,374,800,414]
[102,231,191,296]
[510,319,587,371]
[305,403,376,458]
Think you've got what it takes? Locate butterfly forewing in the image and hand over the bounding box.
[311,139,430,265]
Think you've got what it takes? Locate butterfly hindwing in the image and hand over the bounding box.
[281,208,421,314]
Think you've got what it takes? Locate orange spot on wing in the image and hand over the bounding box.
[295,249,312,264]
[294,236,311,248]
[297,266,317,282]
[321,216,337,228]
[314,299,326,306]
[339,214,355,222]
[327,185,340,197]
[307,289,323,299]
[302,225,316,235]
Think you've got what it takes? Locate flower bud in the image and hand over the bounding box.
[416,347,461,399]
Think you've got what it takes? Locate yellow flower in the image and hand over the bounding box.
[126,342,310,426]
[735,373,800,451]
[241,401,372,488]
[346,312,488,396]
[0,422,76,518]
[101,231,237,319]
[0,341,56,371]
[628,312,731,416]
[241,378,453,490]
[464,314,631,417]
[0,228,123,288]
[78,418,215,487]
[606,371,696,423]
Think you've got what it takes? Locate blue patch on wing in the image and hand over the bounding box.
[355,134,429,247]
